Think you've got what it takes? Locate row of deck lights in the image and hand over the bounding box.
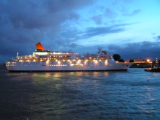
[11,57,108,64]
[18,55,106,60]
[7,60,108,67]
[49,52,77,55]
[45,59,108,64]
[18,55,37,59]
[19,56,106,60]
[15,59,108,63]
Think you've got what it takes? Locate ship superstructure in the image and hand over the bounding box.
[6,42,133,71]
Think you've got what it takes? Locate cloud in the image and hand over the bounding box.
[123,9,141,16]
[90,0,140,25]
[68,43,79,48]
[91,7,118,25]
[0,0,94,62]
[121,39,132,42]
[81,23,131,38]
[0,0,158,64]
[108,41,160,60]
[112,0,133,5]
[66,40,160,61]
[59,23,132,41]
[155,35,160,41]
[105,8,118,19]
[91,15,103,25]
[2,0,84,29]
[83,26,123,38]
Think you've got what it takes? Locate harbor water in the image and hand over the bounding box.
[0,66,160,120]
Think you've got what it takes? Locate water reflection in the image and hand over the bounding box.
[138,86,157,114]
[153,72,159,76]
[27,71,112,119]
[1,68,160,119]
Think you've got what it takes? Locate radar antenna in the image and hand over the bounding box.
[98,47,102,53]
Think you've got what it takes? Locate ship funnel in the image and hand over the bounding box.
[36,42,45,51]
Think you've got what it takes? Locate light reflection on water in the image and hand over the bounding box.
[0,67,160,119]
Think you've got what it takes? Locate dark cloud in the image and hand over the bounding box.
[68,40,160,61]
[68,43,79,48]
[83,26,123,38]
[0,0,157,64]
[2,0,83,29]
[108,41,160,60]
[155,35,160,41]
[82,23,131,38]
[60,23,132,40]
[153,35,160,41]
[46,0,94,13]
[0,0,95,62]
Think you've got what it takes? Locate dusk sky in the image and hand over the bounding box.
[0,0,160,63]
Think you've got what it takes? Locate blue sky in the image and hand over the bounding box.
[0,0,160,62]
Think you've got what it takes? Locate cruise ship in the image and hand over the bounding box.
[6,42,133,72]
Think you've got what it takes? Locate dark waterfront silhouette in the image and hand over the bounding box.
[0,66,160,120]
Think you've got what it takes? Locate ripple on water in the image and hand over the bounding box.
[0,68,160,119]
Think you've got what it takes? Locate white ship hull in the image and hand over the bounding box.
[6,62,133,72]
